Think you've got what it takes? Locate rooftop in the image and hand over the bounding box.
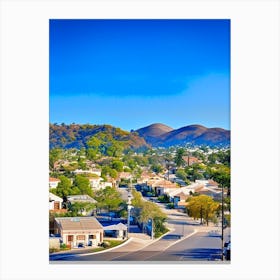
[55,216,103,231]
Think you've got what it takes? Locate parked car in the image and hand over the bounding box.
[78,243,85,248]
[223,241,231,260]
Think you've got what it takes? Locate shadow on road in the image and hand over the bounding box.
[171,248,222,261]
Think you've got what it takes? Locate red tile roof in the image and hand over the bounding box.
[49,177,60,182]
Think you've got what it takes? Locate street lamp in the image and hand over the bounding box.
[127,178,134,238]
[127,204,133,236]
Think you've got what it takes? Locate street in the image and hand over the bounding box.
[50,203,230,262]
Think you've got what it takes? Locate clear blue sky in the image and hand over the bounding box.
[50,19,230,131]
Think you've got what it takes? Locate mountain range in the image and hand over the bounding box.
[50,123,230,150]
[136,123,230,147]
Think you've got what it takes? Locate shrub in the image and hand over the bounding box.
[101,241,110,248]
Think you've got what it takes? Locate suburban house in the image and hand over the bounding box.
[67,194,97,204]
[170,191,190,208]
[118,172,133,180]
[89,177,113,190]
[182,156,203,166]
[73,168,102,176]
[54,216,104,248]
[89,177,104,190]
[49,177,61,189]
[49,192,63,211]
[149,179,179,196]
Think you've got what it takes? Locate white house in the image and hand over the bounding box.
[89,177,113,190]
[49,192,63,211]
[54,217,104,247]
[49,177,61,189]
[73,168,101,176]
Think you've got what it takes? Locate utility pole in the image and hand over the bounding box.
[151,218,154,240]
[221,183,224,261]
[127,178,133,238]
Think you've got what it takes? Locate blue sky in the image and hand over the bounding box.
[50,19,230,131]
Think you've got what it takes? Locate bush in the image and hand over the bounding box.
[166,202,174,209]
[101,241,110,248]
[158,195,170,203]
[60,243,67,249]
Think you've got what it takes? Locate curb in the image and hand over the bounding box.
[79,238,133,256]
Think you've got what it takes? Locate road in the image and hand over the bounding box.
[50,204,230,262]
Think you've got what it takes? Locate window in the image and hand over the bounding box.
[88,235,96,239]
[76,235,85,240]
[67,235,73,242]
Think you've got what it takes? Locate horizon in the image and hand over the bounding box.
[50,19,230,131]
[49,121,230,131]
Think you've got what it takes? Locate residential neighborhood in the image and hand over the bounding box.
[49,141,231,262]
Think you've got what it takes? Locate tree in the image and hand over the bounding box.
[68,202,96,216]
[209,166,230,195]
[73,175,93,197]
[50,175,76,198]
[176,169,187,181]
[49,148,62,171]
[187,195,219,226]
[151,164,163,174]
[174,148,185,167]
[111,160,124,172]
[139,201,167,237]
[94,186,123,212]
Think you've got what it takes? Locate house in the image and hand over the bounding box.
[49,177,61,189]
[171,191,190,208]
[118,172,133,180]
[150,179,179,196]
[89,177,104,190]
[73,168,102,176]
[182,156,202,166]
[49,192,63,211]
[67,194,97,204]
[89,177,113,190]
[54,217,104,248]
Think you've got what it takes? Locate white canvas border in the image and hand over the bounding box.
[0,0,279,280]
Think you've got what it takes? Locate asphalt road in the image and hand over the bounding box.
[50,199,231,262]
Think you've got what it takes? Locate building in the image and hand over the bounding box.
[67,194,97,204]
[49,192,63,211]
[49,177,61,189]
[73,168,102,176]
[54,217,104,248]
[182,156,202,166]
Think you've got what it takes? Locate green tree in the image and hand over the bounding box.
[187,195,219,226]
[176,169,187,181]
[50,175,76,198]
[151,163,163,174]
[209,166,230,195]
[94,186,123,212]
[69,202,96,216]
[49,148,62,171]
[174,148,185,167]
[73,175,93,197]
[139,201,167,237]
[111,160,124,172]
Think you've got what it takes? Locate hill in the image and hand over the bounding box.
[49,123,149,150]
[50,123,230,150]
[135,123,173,145]
[136,124,230,147]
